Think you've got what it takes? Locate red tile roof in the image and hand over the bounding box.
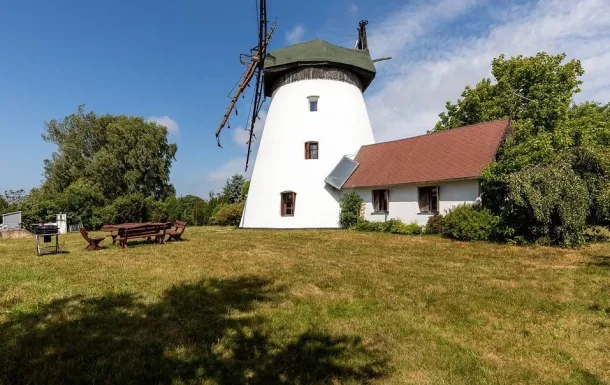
[343,119,510,188]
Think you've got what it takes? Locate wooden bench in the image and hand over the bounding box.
[166,220,187,242]
[119,225,166,248]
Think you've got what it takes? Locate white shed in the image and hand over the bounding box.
[1,211,22,229]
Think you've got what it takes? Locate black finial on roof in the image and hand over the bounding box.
[356,20,369,50]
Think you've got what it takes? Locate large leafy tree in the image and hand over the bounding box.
[434,52,610,245]
[434,53,584,133]
[42,105,177,200]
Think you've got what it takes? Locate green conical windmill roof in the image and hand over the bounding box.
[263,39,377,96]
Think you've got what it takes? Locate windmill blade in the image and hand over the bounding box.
[215,60,258,147]
[244,68,265,172]
[215,0,276,171]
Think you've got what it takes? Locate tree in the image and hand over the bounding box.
[177,195,206,226]
[3,189,27,207]
[19,188,61,229]
[434,52,609,246]
[434,53,584,133]
[241,180,250,202]
[222,175,247,204]
[42,105,177,200]
[203,191,227,225]
[0,196,8,214]
[101,194,146,225]
[143,196,169,223]
[55,179,105,228]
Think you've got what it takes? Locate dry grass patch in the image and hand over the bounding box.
[0,227,609,384]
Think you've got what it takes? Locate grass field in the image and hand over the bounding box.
[1,227,609,385]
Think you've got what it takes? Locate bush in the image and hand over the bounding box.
[55,180,106,229]
[339,192,364,228]
[166,196,184,222]
[424,213,445,234]
[143,197,169,222]
[353,220,385,232]
[387,219,423,235]
[20,199,61,229]
[443,204,497,241]
[506,162,589,247]
[210,202,245,226]
[102,194,145,225]
[353,218,422,235]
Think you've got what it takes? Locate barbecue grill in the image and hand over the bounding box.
[34,224,61,256]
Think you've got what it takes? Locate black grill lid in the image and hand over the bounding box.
[34,225,58,235]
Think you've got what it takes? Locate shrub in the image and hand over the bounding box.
[388,219,423,235]
[339,192,364,228]
[353,218,422,235]
[443,204,497,241]
[55,179,106,229]
[506,162,589,247]
[166,196,184,222]
[20,199,61,229]
[424,213,445,234]
[353,219,384,232]
[210,202,245,226]
[102,194,145,224]
[143,197,169,222]
[585,226,610,243]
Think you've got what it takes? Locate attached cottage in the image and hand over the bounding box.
[341,119,510,226]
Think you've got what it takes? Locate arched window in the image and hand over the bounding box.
[280,191,296,217]
[305,141,319,159]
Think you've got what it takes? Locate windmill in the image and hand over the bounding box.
[215,0,276,172]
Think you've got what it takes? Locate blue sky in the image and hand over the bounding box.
[1,0,609,197]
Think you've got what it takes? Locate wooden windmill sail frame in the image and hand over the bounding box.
[215,0,276,172]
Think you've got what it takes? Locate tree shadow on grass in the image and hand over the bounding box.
[0,277,388,385]
[587,255,610,268]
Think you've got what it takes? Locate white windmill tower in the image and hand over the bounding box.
[216,8,381,228]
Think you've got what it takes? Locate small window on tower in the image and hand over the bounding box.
[308,96,319,112]
[281,191,296,217]
[305,141,319,159]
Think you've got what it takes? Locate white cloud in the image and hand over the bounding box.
[366,0,610,142]
[349,3,359,13]
[207,157,251,182]
[201,156,252,196]
[146,116,179,135]
[232,111,267,148]
[286,25,305,45]
[205,156,253,196]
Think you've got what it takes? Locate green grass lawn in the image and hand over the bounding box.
[1,227,609,385]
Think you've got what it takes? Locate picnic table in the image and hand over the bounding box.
[101,222,171,248]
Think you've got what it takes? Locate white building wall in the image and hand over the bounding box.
[241,78,375,228]
[352,180,480,226]
[1,211,22,229]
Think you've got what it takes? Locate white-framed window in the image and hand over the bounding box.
[307,96,319,112]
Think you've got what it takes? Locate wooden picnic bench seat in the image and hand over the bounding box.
[80,228,105,251]
[118,225,166,248]
[166,220,187,242]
